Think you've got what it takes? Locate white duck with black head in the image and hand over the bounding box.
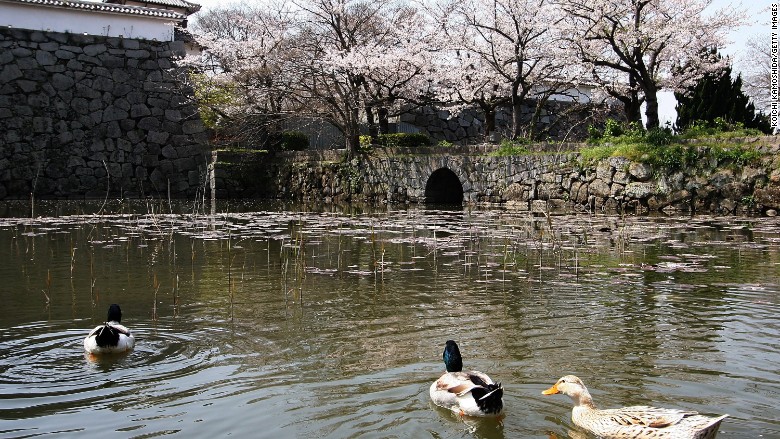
[84,304,135,355]
[429,340,504,417]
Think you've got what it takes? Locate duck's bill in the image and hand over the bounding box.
[541,384,559,395]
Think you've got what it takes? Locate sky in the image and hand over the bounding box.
[187,0,773,126]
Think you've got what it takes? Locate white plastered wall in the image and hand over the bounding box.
[0,1,176,41]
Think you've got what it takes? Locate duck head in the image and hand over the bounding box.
[542,375,594,407]
[443,340,463,372]
[107,304,122,323]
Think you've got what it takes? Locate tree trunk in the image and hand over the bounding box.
[624,95,642,124]
[483,106,496,142]
[643,85,660,129]
[378,107,389,134]
[511,95,523,140]
[625,73,642,124]
[344,107,361,159]
[365,106,378,140]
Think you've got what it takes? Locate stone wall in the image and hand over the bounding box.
[0,27,209,200]
[399,100,598,144]
[215,137,780,216]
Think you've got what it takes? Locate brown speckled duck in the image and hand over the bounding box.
[542,375,727,439]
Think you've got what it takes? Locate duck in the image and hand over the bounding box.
[429,340,504,417]
[83,304,135,355]
[542,375,728,439]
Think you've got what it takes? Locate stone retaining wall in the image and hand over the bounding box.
[0,27,209,200]
[400,101,597,144]
[216,137,780,215]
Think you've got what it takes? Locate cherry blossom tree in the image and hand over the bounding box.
[292,0,439,155]
[432,47,510,140]
[186,0,434,154]
[741,34,771,116]
[323,3,435,139]
[434,0,585,140]
[186,2,302,143]
[559,0,744,129]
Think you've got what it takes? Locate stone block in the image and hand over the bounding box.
[595,160,614,182]
[588,178,611,198]
[11,47,32,57]
[130,104,151,118]
[624,182,656,199]
[70,97,89,115]
[147,130,170,144]
[17,80,38,93]
[83,44,107,57]
[102,105,128,122]
[125,49,150,59]
[35,50,57,66]
[52,72,75,90]
[60,45,83,54]
[0,50,14,65]
[93,76,114,91]
[102,56,125,68]
[138,116,161,131]
[0,64,23,82]
[164,109,182,122]
[106,121,122,138]
[174,157,195,171]
[628,162,652,181]
[32,117,52,133]
[126,91,145,104]
[55,49,76,60]
[182,119,205,135]
[122,39,140,50]
[76,54,100,66]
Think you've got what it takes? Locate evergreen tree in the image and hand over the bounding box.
[675,50,771,133]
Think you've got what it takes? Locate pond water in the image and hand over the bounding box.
[1,201,779,438]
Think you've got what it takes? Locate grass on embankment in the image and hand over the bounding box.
[577,119,766,172]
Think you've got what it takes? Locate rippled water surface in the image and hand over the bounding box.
[1,202,779,438]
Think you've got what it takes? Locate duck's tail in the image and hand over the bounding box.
[471,382,503,415]
[94,324,120,348]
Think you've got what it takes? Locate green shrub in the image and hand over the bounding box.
[280,131,309,151]
[491,138,531,156]
[709,144,762,166]
[679,118,765,139]
[190,73,239,131]
[587,124,603,143]
[645,127,674,146]
[603,119,624,137]
[367,133,432,148]
[359,135,372,148]
[589,119,648,145]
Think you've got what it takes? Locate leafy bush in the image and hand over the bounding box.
[587,124,602,142]
[491,138,530,156]
[603,119,624,138]
[588,119,646,144]
[359,135,373,151]
[679,118,765,139]
[190,73,239,131]
[362,133,432,149]
[581,116,766,173]
[709,144,762,166]
[280,131,309,151]
[645,127,674,146]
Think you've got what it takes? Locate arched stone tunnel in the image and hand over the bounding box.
[424,168,464,204]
